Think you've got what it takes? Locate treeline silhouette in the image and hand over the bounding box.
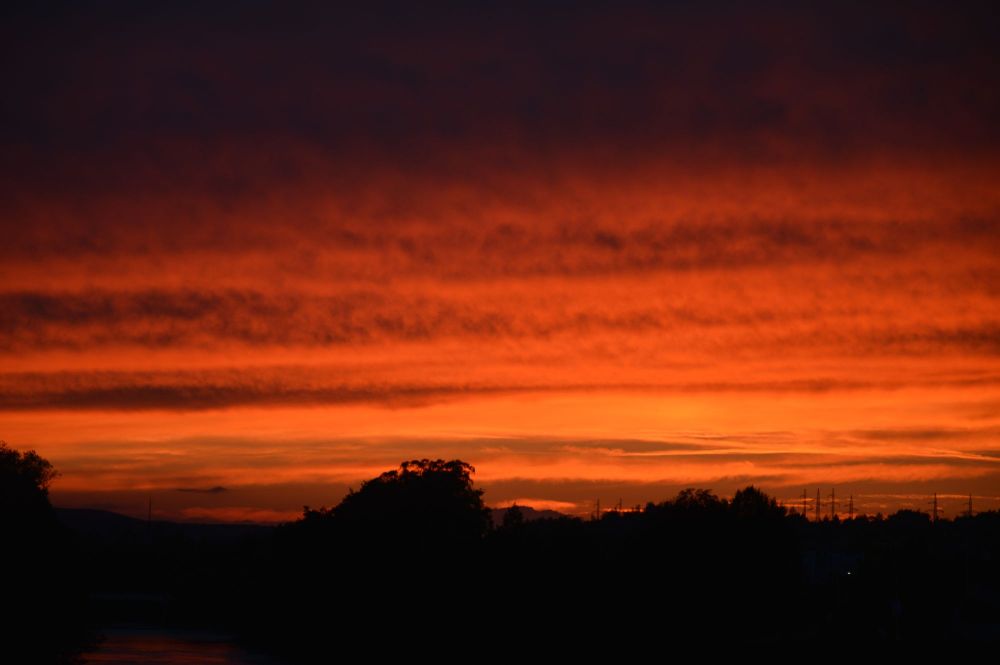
[3,446,1000,661]
[245,463,1000,652]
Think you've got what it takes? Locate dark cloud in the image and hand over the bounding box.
[851,427,1000,442]
[2,1,999,202]
[774,454,1000,470]
[0,377,503,411]
[2,369,998,411]
[1,282,999,355]
[2,194,998,266]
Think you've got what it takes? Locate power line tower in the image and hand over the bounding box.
[930,493,940,523]
[815,488,821,522]
[967,493,974,518]
[829,488,837,520]
[847,494,854,520]
[802,488,808,518]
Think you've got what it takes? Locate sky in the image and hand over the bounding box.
[2,1,999,522]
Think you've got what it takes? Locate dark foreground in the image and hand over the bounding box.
[4,460,1000,662]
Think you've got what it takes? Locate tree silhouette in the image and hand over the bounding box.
[0,441,93,662]
[501,502,525,530]
[260,459,494,649]
[673,488,726,513]
[1,440,57,500]
[332,458,492,554]
[1,440,59,539]
[731,485,786,519]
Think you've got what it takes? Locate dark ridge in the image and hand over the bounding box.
[55,506,274,543]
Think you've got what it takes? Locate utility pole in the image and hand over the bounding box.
[815,488,821,522]
[931,493,940,523]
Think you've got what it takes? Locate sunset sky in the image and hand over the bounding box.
[2,2,999,522]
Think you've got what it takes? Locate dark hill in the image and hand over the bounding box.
[490,505,567,524]
[55,507,273,544]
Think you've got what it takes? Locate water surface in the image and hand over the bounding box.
[83,627,286,664]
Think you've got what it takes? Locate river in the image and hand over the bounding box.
[82,627,288,664]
